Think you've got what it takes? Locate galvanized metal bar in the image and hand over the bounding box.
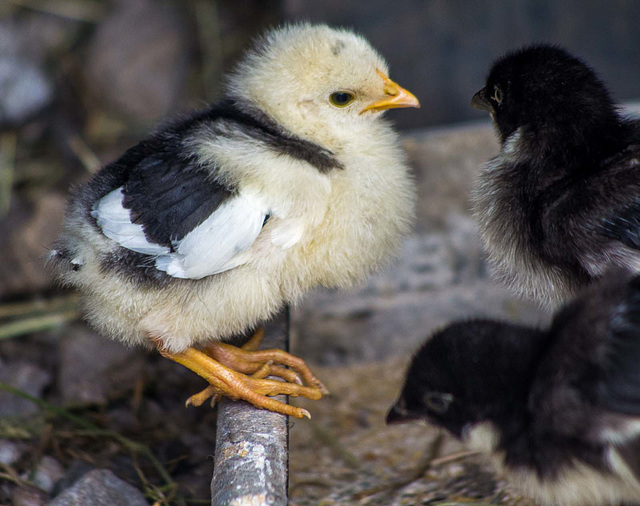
[211,310,289,505]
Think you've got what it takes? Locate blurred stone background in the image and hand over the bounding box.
[0,1,636,505]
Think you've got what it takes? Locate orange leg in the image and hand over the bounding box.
[186,361,273,408]
[187,328,305,407]
[204,328,329,394]
[154,329,326,419]
[206,329,304,384]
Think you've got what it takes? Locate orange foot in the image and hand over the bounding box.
[155,328,327,419]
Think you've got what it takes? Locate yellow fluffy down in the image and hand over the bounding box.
[54,24,416,352]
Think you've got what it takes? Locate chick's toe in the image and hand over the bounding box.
[203,329,328,395]
[186,361,272,408]
[158,343,323,419]
[186,328,310,408]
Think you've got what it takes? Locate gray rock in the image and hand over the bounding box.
[85,0,190,121]
[51,461,95,497]
[0,15,70,126]
[11,486,49,506]
[30,456,65,494]
[0,57,52,126]
[59,326,142,406]
[0,440,23,466]
[0,360,51,417]
[49,469,147,506]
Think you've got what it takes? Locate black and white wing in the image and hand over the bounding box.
[86,98,342,281]
[528,273,640,479]
[91,153,268,280]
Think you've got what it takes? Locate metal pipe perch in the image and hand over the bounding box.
[211,310,290,505]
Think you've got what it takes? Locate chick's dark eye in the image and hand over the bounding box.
[329,91,355,107]
[423,392,453,414]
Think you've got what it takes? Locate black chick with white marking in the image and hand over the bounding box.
[388,270,640,505]
[471,44,640,304]
[51,24,419,419]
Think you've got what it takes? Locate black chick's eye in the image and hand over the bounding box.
[423,392,453,414]
[329,91,355,107]
[492,85,503,105]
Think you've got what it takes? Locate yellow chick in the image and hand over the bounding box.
[51,24,419,418]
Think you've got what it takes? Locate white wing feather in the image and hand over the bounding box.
[155,193,267,279]
[91,188,170,256]
[92,187,269,279]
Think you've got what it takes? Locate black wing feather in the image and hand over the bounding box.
[122,155,233,249]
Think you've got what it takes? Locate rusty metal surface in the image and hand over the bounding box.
[211,312,289,506]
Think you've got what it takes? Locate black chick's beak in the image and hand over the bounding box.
[386,398,419,425]
[471,87,493,112]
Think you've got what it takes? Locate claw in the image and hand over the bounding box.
[186,385,218,407]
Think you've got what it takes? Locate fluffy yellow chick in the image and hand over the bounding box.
[51,24,419,418]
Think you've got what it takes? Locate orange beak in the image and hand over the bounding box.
[360,70,420,114]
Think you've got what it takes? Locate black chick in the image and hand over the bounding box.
[471,44,640,305]
[388,270,640,505]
